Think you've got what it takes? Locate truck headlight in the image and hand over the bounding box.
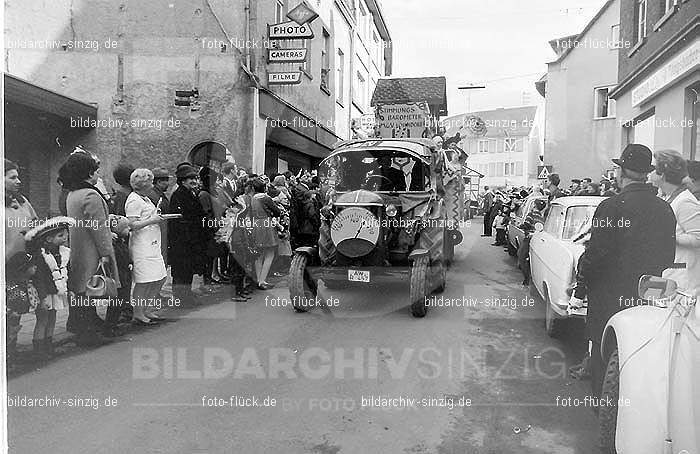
[386,204,397,217]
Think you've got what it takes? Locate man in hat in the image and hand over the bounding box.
[547,174,564,201]
[148,167,171,266]
[576,143,676,399]
[569,179,582,195]
[168,164,208,306]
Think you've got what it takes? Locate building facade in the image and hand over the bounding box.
[4,0,391,215]
[609,0,699,159]
[442,106,540,189]
[538,0,623,184]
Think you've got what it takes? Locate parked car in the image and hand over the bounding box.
[598,274,698,454]
[506,195,547,256]
[529,196,604,337]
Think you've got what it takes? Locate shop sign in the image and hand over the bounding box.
[286,1,319,25]
[268,72,302,85]
[632,40,699,107]
[268,48,307,63]
[375,102,432,139]
[268,21,314,40]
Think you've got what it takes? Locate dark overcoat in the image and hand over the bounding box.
[168,185,209,275]
[578,182,676,341]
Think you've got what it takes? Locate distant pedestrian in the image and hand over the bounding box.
[250,177,281,289]
[547,174,564,201]
[481,186,494,237]
[577,144,676,398]
[110,163,135,216]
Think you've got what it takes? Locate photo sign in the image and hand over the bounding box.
[375,102,432,139]
[268,21,314,40]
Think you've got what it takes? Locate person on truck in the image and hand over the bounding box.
[366,155,406,192]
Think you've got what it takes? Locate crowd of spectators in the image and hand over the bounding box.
[5,151,323,366]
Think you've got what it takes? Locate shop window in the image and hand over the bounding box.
[594,87,616,119]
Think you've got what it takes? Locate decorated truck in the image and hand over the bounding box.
[288,137,465,317]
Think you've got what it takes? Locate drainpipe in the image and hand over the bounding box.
[244,0,262,173]
[347,22,354,139]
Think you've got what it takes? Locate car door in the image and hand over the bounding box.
[530,204,565,298]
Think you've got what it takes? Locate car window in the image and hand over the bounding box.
[563,205,598,240]
[543,205,564,238]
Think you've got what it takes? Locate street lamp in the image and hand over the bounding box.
[458,84,486,113]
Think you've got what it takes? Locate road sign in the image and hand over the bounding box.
[537,165,553,179]
[267,48,307,63]
[287,1,319,25]
[268,71,302,85]
[268,21,314,40]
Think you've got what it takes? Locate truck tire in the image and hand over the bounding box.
[410,256,430,317]
[289,254,317,313]
[599,349,619,454]
[432,260,446,294]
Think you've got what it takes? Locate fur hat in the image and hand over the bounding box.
[24,216,75,245]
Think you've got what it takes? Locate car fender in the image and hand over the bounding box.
[408,249,429,260]
[294,246,319,259]
[601,305,679,454]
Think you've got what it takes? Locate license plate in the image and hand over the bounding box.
[348,270,370,282]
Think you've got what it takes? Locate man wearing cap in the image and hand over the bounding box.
[576,143,676,399]
[168,164,208,306]
[570,179,582,195]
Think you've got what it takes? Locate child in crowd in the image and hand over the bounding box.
[5,252,39,365]
[492,208,509,246]
[25,217,74,358]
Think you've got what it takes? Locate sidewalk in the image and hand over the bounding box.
[14,273,216,348]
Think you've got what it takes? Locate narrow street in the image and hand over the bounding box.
[7,220,598,454]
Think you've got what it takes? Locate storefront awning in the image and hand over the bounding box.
[4,73,97,120]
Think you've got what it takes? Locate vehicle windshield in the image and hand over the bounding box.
[319,149,430,193]
[563,205,598,240]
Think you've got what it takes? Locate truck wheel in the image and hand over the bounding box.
[410,256,430,317]
[432,260,446,294]
[289,254,317,313]
[599,349,619,454]
[544,292,565,338]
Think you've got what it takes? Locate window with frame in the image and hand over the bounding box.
[478,139,489,153]
[544,205,564,237]
[358,2,368,41]
[636,0,647,43]
[504,162,516,176]
[336,49,345,104]
[504,138,517,152]
[496,162,504,177]
[354,71,366,110]
[610,24,621,49]
[320,30,331,92]
[594,87,616,118]
[515,161,523,176]
[373,31,382,65]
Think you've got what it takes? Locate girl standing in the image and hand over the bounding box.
[25,217,75,358]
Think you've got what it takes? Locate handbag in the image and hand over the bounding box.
[85,262,118,298]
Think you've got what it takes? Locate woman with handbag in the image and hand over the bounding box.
[61,152,120,347]
[125,169,168,326]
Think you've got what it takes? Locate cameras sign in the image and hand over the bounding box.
[375,102,432,139]
[268,21,314,39]
[268,48,307,63]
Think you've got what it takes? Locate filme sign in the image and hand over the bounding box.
[268,21,314,39]
[268,48,308,63]
[268,72,302,85]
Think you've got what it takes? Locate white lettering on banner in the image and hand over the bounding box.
[632,39,700,107]
[375,102,431,138]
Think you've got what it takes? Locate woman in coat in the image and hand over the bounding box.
[168,164,209,306]
[250,177,281,289]
[61,152,120,346]
[651,150,700,296]
[4,159,38,260]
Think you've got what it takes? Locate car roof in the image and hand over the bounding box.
[333,138,436,158]
[551,195,606,207]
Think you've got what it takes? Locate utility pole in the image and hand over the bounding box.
[458,84,486,113]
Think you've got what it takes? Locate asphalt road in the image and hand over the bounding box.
[7,220,599,454]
